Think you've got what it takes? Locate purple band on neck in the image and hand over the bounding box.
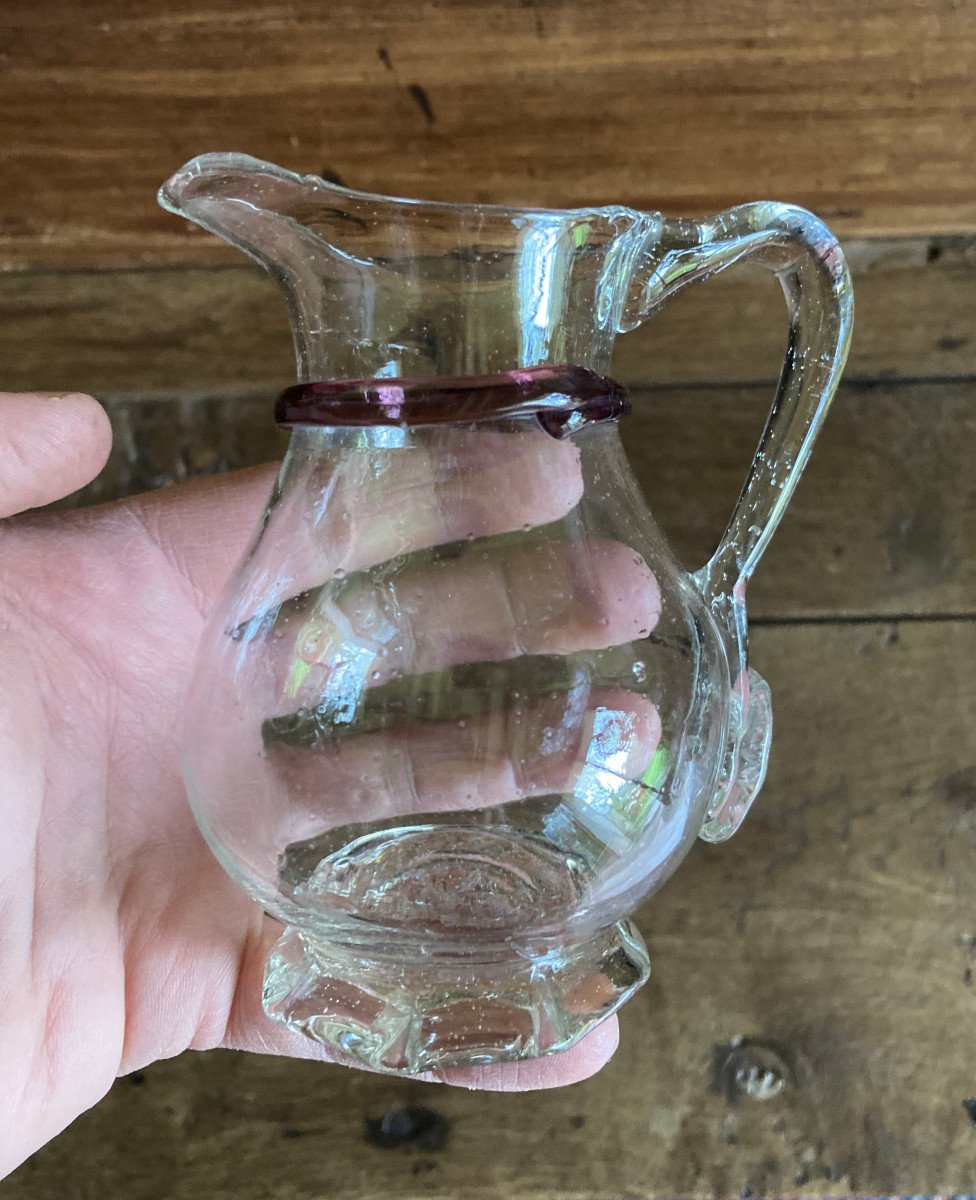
[275,365,629,439]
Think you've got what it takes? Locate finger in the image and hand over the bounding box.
[0,392,111,518]
[269,688,662,852]
[431,1016,619,1090]
[273,538,660,707]
[234,427,585,620]
[223,914,619,1089]
[256,538,660,715]
[389,538,659,670]
[128,427,584,619]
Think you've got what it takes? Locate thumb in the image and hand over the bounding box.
[0,392,112,518]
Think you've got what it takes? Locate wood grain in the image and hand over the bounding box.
[1,236,973,396]
[1,7,973,1192]
[61,379,976,621]
[1,0,976,269]
[6,620,975,1198]
[625,379,976,620]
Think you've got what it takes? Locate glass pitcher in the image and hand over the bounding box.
[160,153,852,1074]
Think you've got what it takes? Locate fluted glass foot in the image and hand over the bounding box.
[263,920,649,1074]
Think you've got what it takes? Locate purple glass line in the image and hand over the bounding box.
[275,364,630,440]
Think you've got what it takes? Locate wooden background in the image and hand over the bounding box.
[1,1,975,1196]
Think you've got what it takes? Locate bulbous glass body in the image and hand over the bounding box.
[163,154,852,1071]
[184,410,727,1065]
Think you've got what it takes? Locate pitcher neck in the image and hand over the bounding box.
[159,153,661,382]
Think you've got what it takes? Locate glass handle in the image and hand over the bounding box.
[632,204,854,841]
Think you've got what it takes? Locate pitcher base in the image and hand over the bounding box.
[262,920,649,1074]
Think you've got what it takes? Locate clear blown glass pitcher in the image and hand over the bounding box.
[160,153,852,1073]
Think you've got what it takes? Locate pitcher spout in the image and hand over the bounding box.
[159,152,365,263]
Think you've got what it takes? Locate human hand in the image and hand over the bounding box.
[0,393,621,1178]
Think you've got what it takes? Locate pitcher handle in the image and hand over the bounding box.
[631,203,853,842]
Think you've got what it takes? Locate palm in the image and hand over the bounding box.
[0,397,616,1178]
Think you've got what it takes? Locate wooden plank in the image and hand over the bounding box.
[60,379,976,621]
[625,379,976,620]
[1,0,976,270]
[7,620,976,1197]
[1,236,973,396]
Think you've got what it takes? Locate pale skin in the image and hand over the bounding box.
[0,392,624,1179]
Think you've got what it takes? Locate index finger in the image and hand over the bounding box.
[232,425,585,620]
